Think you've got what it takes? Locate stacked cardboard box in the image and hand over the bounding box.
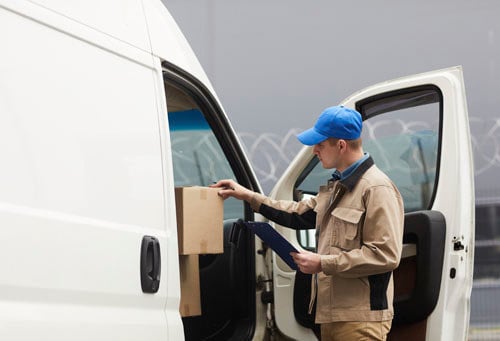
[178,254,201,317]
[175,186,223,317]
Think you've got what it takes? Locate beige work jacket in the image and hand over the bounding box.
[251,160,404,323]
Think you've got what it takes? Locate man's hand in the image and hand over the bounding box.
[210,179,254,201]
[290,251,322,274]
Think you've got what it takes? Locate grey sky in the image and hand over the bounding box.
[164,0,500,196]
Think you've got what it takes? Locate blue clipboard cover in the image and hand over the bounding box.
[243,221,298,270]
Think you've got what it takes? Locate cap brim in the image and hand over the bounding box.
[296,128,329,146]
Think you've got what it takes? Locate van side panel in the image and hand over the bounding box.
[0,3,169,339]
[27,0,151,51]
[142,0,217,97]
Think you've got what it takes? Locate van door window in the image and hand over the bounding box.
[165,84,244,219]
[295,87,441,249]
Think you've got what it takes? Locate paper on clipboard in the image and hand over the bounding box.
[243,221,298,270]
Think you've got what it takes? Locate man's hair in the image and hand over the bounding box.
[328,137,362,149]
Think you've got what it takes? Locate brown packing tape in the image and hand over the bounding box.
[200,240,208,253]
[182,304,189,316]
[200,188,207,200]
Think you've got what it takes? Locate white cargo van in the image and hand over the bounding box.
[0,0,474,340]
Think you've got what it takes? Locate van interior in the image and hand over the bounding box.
[163,73,258,341]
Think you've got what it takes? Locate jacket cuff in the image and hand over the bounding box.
[320,255,338,275]
[249,193,267,212]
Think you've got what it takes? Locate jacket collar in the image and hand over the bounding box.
[339,156,374,191]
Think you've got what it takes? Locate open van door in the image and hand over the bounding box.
[159,63,265,340]
[267,66,474,341]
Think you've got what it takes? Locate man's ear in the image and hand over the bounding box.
[338,139,347,150]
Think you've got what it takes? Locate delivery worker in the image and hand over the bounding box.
[212,105,404,340]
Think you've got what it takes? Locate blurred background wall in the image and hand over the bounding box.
[164,1,500,338]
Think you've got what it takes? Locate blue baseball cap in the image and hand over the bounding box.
[297,106,363,146]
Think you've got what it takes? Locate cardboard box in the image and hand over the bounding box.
[179,255,201,317]
[175,186,224,255]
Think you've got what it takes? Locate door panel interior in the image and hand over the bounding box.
[182,219,255,340]
[293,271,320,338]
[389,211,446,340]
[393,211,446,325]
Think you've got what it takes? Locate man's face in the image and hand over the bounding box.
[312,138,340,169]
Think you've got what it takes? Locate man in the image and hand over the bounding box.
[212,106,404,340]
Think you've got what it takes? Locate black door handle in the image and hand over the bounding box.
[140,236,161,294]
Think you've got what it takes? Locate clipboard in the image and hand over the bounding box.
[243,221,298,270]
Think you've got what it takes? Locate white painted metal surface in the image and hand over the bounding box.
[0,0,174,339]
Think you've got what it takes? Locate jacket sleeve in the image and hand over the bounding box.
[250,193,317,230]
[320,184,404,278]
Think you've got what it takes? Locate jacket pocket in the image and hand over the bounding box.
[331,207,364,250]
